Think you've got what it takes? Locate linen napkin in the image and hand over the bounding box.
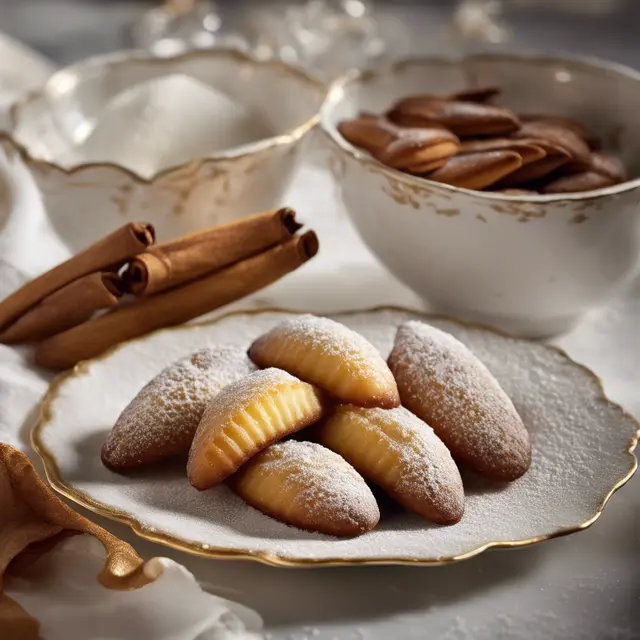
[0,443,154,637]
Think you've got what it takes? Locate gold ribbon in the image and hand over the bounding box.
[0,444,156,639]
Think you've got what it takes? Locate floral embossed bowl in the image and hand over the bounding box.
[4,48,326,249]
[320,53,640,337]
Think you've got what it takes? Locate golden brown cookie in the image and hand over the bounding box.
[388,98,521,137]
[388,321,531,481]
[187,368,325,490]
[588,152,627,183]
[101,346,255,471]
[318,405,464,524]
[338,114,460,174]
[427,151,523,190]
[248,315,400,409]
[390,86,501,107]
[541,171,615,194]
[496,151,571,187]
[379,128,460,174]
[459,138,547,166]
[338,114,397,159]
[512,121,591,168]
[449,86,502,103]
[519,113,601,150]
[229,440,380,536]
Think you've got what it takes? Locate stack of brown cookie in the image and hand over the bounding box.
[339,87,627,194]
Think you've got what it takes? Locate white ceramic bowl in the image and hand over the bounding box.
[3,49,325,249]
[320,54,640,337]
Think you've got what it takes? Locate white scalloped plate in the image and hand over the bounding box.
[33,308,638,567]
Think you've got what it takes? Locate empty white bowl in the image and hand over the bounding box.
[4,48,326,249]
[321,53,640,337]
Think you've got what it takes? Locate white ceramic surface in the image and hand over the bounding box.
[320,54,640,337]
[5,49,326,247]
[34,309,637,566]
[62,74,272,179]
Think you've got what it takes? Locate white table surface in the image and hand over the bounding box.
[14,162,635,640]
[0,23,638,635]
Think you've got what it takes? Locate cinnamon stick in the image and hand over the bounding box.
[34,232,319,370]
[0,223,155,331]
[122,208,302,296]
[0,273,124,344]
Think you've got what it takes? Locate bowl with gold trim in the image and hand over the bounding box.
[4,48,326,250]
[320,53,640,338]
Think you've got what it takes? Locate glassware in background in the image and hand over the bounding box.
[130,0,625,79]
[132,1,409,80]
[510,0,621,14]
[245,1,410,81]
[444,0,510,54]
[130,0,248,57]
[444,0,624,55]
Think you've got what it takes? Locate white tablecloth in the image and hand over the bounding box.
[1,148,638,639]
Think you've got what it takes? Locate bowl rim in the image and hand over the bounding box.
[320,51,640,203]
[7,47,328,184]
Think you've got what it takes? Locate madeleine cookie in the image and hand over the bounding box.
[187,368,324,490]
[427,151,523,190]
[248,315,399,409]
[230,440,380,536]
[101,346,255,471]
[318,406,464,524]
[388,98,521,137]
[388,321,531,481]
[541,171,615,194]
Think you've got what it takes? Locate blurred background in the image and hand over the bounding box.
[0,0,639,72]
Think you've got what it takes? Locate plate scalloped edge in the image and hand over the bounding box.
[31,306,640,568]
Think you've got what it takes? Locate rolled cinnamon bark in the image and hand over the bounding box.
[122,208,302,296]
[0,273,124,345]
[34,232,319,370]
[0,222,155,331]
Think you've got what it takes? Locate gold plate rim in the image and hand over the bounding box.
[31,306,640,568]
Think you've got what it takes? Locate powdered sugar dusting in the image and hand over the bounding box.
[102,345,255,468]
[195,368,301,441]
[389,321,531,479]
[41,309,638,562]
[329,406,463,520]
[252,314,395,388]
[242,440,379,532]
